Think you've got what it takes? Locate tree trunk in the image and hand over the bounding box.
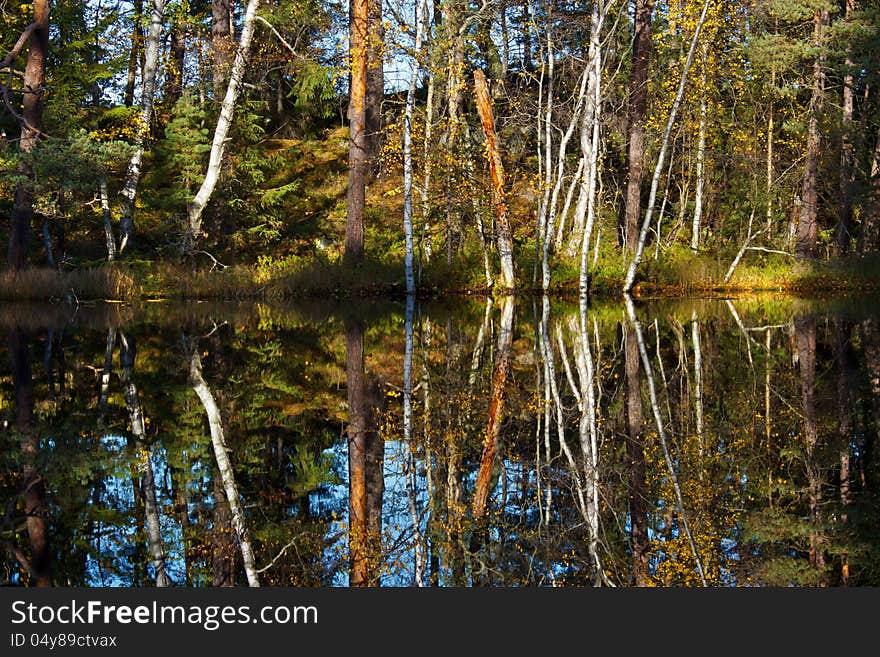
[166,15,187,107]
[623,0,711,293]
[211,0,232,98]
[345,0,368,266]
[836,0,855,256]
[99,175,116,261]
[364,0,384,178]
[189,345,261,586]
[7,0,50,271]
[474,69,515,291]
[119,332,170,587]
[691,44,707,252]
[795,8,829,259]
[402,0,428,295]
[119,0,167,254]
[859,126,880,253]
[621,0,652,255]
[211,470,236,586]
[124,0,143,107]
[833,316,854,584]
[186,0,261,252]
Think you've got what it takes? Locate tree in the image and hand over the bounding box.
[345,0,369,265]
[118,0,167,254]
[4,0,50,271]
[185,0,262,253]
[620,0,653,255]
[795,4,830,259]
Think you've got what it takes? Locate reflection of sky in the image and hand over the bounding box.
[318,438,430,587]
[86,434,186,587]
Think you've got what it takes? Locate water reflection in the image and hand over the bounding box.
[1,295,878,587]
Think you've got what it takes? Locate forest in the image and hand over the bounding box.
[1,0,878,297]
[2,0,880,590]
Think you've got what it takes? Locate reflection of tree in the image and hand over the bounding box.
[795,316,826,583]
[345,316,384,586]
[189,339,260,587]
[119,331,170,587]
[4,328,51,586]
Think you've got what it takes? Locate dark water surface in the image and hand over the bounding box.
[2,294,878,587]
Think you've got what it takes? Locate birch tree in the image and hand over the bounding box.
[185,0,262,254]
[118,0,167,254]
[402,0,429,294]
[623,0,712,293]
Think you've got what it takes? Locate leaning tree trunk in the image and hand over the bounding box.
[6,0,50,271]
[474,69,516,291]
[118,0,167,254]
[795,7,829,259]
[185,0,261,253]
[189,345,260,587]
[124,0,144,107]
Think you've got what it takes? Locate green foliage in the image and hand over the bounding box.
[149,93,211,210]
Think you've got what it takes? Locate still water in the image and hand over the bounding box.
[1,294,878,587]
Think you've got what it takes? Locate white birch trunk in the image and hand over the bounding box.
[691,44,707,252]
[190,348,260,587]
[99,175,116,261]
[402,0,428,295]
[118,0,166,254]
[185,0,261,252]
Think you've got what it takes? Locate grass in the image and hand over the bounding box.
[2,246,878,303]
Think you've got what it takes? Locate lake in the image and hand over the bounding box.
[2,293,877,587]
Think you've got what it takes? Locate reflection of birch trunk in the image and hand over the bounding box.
[861,319,880,493]
[795,316,825,582]
[473,296,515,519]
[624,323,649,585]
[402,295,426,585]
[691,313,704,461]
[98,327,115,426]
[189,344,260,587]
[571,296,606,584]
[211,473,235,586]
[624,296,707,586]
[119,332,169,587]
